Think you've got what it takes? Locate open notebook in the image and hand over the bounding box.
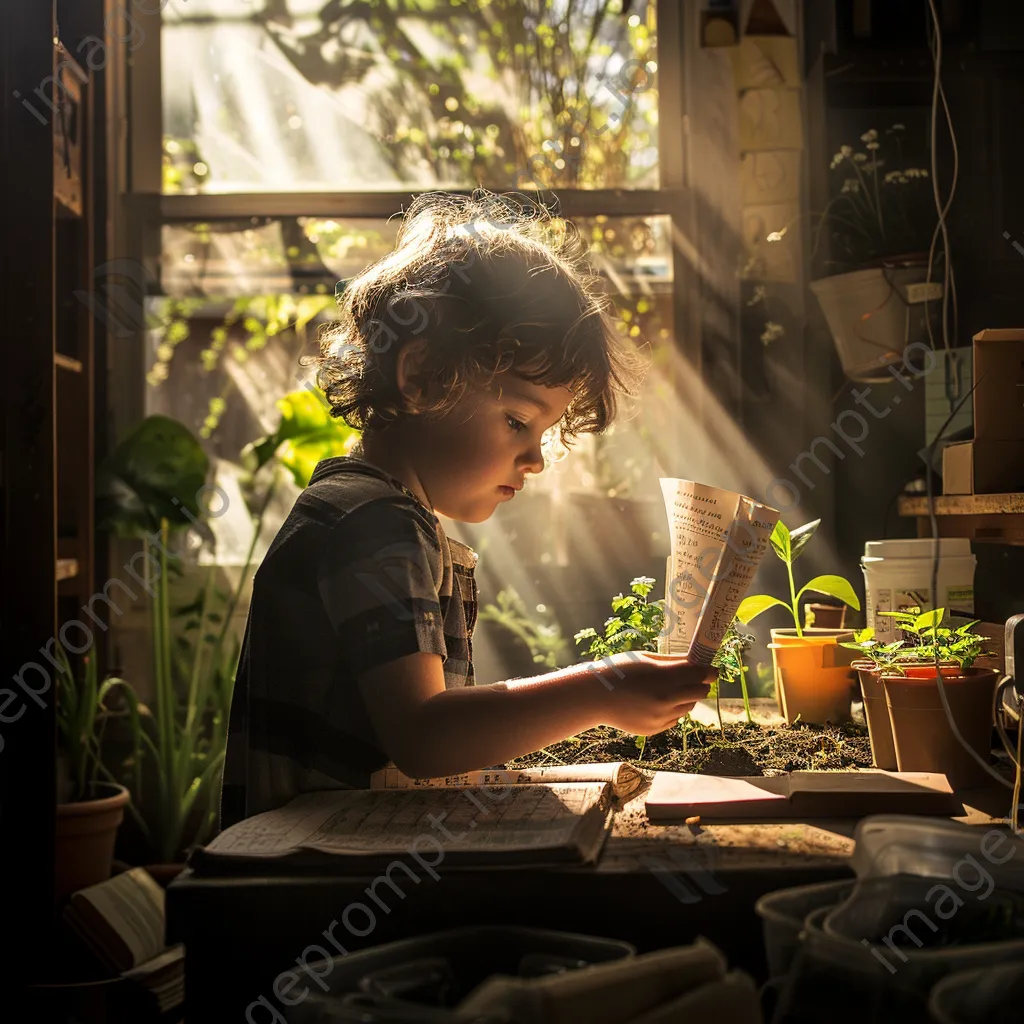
[190,782,616,875]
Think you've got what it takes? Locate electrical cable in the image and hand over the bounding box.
[924,0,1023,826]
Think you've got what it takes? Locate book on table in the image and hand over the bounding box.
[369,760,644,801]
[188,781,616,876]
[63,867,184,1013]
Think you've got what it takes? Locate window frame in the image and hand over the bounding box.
[118,1,702,444]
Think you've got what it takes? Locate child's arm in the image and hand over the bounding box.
[359,652,712,779]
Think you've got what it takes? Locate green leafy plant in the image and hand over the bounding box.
[574,576,667,757]
[840,608,990,675]
[574,575,665,658]
[479,588,570,671]
[712,619,756,726]
[736,519,861,638]
[54,646,141,805]
[768,124,935,274]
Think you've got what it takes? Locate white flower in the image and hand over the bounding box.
[841,145,853,157]
[746,284,767,306]
[766,229,786,242]
[760,322,785,346]
[853,152,867,163]
[841,178,860,194]
[866,141,880,151]
[860,129,879,143]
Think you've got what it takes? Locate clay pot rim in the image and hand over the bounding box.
[57,782,129,816]
[879,665,998,682]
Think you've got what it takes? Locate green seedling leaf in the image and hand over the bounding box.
[914,608,945,632]
[788,519,821,561]
[769,520,792,563]
[799,574,861,611]
[737,594,790,624]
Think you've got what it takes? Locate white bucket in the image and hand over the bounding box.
[861,538,976,643]
[810,265,940,382]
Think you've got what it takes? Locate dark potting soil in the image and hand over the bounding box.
[504,720,874,776]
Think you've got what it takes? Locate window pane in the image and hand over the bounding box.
[162,0,658,194]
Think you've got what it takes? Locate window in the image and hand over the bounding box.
[162,0,659,193]
[133,0,689,570]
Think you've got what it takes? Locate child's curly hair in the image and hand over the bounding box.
[316,189,648,450]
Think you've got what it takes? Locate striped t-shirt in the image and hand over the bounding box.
[219,455,478,830]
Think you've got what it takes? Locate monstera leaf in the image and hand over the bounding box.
[97,415,210,537]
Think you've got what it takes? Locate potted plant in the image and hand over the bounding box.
[842,609,997,788]
[96,397,362,868]
[768,125,939,382]
[54,646,139,901]
[737,519,861,725]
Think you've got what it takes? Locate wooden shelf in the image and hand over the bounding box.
[54,352,83,373]
[898,493,1024,544]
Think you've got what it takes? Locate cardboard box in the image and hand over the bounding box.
[942,439,1024,495]
[972,329,1024,441]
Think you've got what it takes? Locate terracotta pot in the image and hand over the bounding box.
[881,666,999,789]
[768,628,857,725]
[56,783,130,901]
[804,603,846,629]
[851,660,897,771]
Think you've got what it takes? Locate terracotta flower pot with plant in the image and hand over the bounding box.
[55,647,137,901]
[737,519,861,725]
[842,608,997,789]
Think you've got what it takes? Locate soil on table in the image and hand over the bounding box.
[504,720,874,776]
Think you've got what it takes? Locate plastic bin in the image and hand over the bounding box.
[275,926,636,1023]
[928,961,1024,1024]
[851,816,1024,890]
[753,878,856,978]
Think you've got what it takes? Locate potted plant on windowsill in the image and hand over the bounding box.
[55,647,139,901]
[737,519,861,725]
[841,609,997,788]
[767,125,939,382]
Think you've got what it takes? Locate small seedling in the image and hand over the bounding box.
[736,519,861,638]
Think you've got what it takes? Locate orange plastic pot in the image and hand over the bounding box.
[881,666,999,789]
[55,783,129,901]
[851,660,897,770]
[768,628,857,725]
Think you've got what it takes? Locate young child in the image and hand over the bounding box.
[220,191,712,828]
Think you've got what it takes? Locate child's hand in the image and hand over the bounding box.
[588,651,714,736]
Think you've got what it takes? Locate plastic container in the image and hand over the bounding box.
[850,815,1024,888]
[928,961,1024,1024]
[861,538,976,644]
[753,878,856,978]
[276,926,636,1023]
[774,889,1024,1024]
[810,264,940,382]
[768,628,857,724]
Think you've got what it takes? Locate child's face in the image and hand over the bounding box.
[418,372,573,523]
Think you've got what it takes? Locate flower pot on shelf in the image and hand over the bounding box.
[851,660,897,771]
[56,782,130,901]
[768,628,857,725]
[804,602,846,629]
[809,259,939,383]
[881,666,999,789]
